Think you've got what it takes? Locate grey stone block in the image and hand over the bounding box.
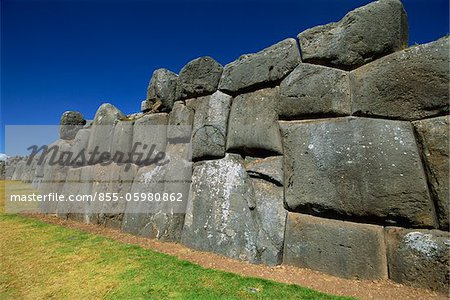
[280,117,435,227]
[110,120,134,163]
[227,88,283,155]
[132,113,168,165]
[279,63,351,119]
[219,38,300,94]
[298,0,408,70]
[146,68,178,112]
[284,213,388,279]
[167,101,194,143]
[244,156,283,186]
[59,111,86,140]
[191,91,232,160]
[413,116,450,230]
[351,37,449,120]
[176,57,223,100]
[385,227,450,292]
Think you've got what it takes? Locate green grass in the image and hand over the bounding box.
[0,181,355,299]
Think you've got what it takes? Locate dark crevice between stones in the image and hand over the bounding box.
[247,171,282,187]
[301,57,356,71]
[352,110,450,122]
[227,147,282,159]
[295,38,303,62]
[219,80,282,98]
[192,154,226,163]
[278,112,350,121]
[411,124,441,229]
[287,203,437,229]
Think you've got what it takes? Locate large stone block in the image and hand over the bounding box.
[146,68,178,112]
[110,120,134,163]
[167,101,194,143]
[182,154,286,265]
[191,91,232,160]
[176,57,223,100]
[298,0,408,70]
[385,227,450,292]
[284,213,388,279]
[244,156,283,186]
[87,103,125,163]
[219,38,300,94]
[413,116,450,230]
[279,64,351,119]
[132,113,168,164]
[64,165,94,223]
[70,128,90,166]
[59,111,86,140]
[280,117,435,227]
[227,88,283,155]
[351,37,449,120]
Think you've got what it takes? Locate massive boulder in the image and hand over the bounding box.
[280,117,435,228]
[86,103,126,163]
[385,227,450,292]
[176,57,223,100]
[181,154,286,265]
[284,213,388,279]
[167,101,194,143]
[413,116,449,230]
[59,111,86,140]
[110,120,134,163]
[132,113,168,164]
[351,37,449,120]
[298,0,408,70]
[146,68,178,112]
[227,88,283,155]
[279,63,351,119]
[219,38,300,94]
[70,128,91,166]
[191,91,232,160]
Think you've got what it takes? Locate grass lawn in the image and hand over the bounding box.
[0,181,354,299]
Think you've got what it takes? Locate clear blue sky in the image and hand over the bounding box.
[1,0,449,153]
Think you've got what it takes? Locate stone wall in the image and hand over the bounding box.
[5,0,449,293]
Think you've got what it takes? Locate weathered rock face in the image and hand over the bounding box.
[87,103,126,163]
[219,38,300,94]
[182,154,286,265]
[110,120,134,163]
[146,68,178,112]
[132,113,168,164]
[191,91,232,160]
[298,0,408,70]
[413,116,450,230]
[59,111,86,140]
[70,129,91,166]
[244,156,283,186]
[279,64,351,119]
[176,57,223,100]
[167,101,194,143]
[385,227,450,292]
[64,165,94,223]
[351,37,449,120]
[284,213,388,279]
[280,117,435,228]
[227,88,283,155]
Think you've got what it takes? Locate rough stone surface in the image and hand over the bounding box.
[110,120,134,163]
[351,37,449,120]
[132,113,168,164]
[182,154,286,265]
[59,111,86,140]
[167,101,194,143]
[284,213,388,279]
[244,156,283,186]
[146,68,178,112]
[64,166,94,222]
[385,227,450,292]
[298,0,408,70]
[219,38,300,94]
[413,116,450,230]
[279,64,351,119]
[227,88,283,155]
[280,117,435,228]
[87,103,126,162]
[70,129,91,166]
[191,91,232,160]
[176,57,223,100]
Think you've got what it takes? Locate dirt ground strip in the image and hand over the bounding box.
[25,213,448,300]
